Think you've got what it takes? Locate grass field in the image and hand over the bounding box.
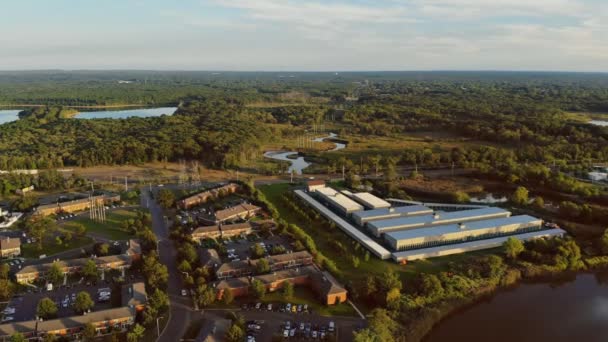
[62,209,138,240]
[258,183,499,312]
[21,235,93,258]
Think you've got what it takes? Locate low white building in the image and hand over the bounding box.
[315,187,364,215]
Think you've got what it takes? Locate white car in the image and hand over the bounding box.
[1,316,13,322]
[283,330,289,338]
[181,289,188,296]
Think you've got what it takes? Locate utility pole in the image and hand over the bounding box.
[290,169,294,184]
[342,165,345,181]
[124,177,128,192]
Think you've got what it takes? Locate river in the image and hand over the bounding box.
[589,120,608,127]
[425,272,608,342]
[0,107,176,124]
[264,133,346,175]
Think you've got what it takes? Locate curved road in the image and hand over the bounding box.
[141,190,194,342]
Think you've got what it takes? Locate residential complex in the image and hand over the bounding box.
[177,183,239,209]
[34,194,120,217]
[215,265,347,305]
[214,203,261,223]
[216,251,314,280]
[191,222,253,241]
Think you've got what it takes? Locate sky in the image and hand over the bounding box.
[1,0,607,71]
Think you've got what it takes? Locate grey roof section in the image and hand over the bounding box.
[294,190,391,259]
[385,215,541,241]
[316,187,364,213]
[352,205,432,220]
[351,192,391,209]
[386,198,487,209]
[368,206,510,234]
[392,229,566,261]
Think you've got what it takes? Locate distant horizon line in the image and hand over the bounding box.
[0,69,607,74]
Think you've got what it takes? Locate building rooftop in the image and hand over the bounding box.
[0,320,37,337]
[215,203,260,222]
[294,190,391,259]
[316,187,364,213]
[216,277,250,290]
[200,248,221,268]
[216,260,252,275]
[307,179,325,186]
[17,254,131,275]
[0,236,20,250]
[351,192,391,209]
[255,265,316,285]
[192,225,220,235]
[352,205,433,220]
[220,222,253,232]
[369,206,510,231]
[37,307,134,332]
[385,215,542,241]
[122,282,147,308]
[391,229,566,261]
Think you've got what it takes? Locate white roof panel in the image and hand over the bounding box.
[352,192,391,209]
[369,207,510,231]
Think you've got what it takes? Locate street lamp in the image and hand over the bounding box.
[157,316,164,337]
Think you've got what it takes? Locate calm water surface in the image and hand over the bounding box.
[0,110,20,124]
[75,107,176,119]
[589,120,608,127]
[264,133,345,174]
[425,272,608,342]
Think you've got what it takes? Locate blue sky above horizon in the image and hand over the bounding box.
[1,0,607,71]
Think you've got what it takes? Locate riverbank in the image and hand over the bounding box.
[0,103,176,109]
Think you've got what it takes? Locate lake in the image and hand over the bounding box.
[425,272,608,342]
[75,107,176,119]
[0,107,176,124]
[0,110,20,124]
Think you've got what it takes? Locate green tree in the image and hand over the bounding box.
[222,289,234,305]
[9,333,26,342]
[178,260,192,274]
[82,322,96,341]
[225,323,244,342]
[82,259,99,280]
[601,228,608,255]
[157,189,175,208]
[178,243,198,264]
[255,258,270,274]
[251,243,265,258]
[73,291,94,314]
[94,243,110,256]
[352,256,360,268]
[37,297,58,319]
[452,191,470,203]
[197,285,216,307]
[251,279,266,299]
[353,329,383,342]
[533,196,545,209]
[0,279,11,300]
[72,223,87,237]
[282,281,294,300]
[366,309,397,342]
[47,262,64,285]
[148,288,170,313]
[503,237,525,259]
[511,186,529,206]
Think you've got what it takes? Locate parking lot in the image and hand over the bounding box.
[238,309,365,342]
[4,281,121,323]
[224,235,294,262]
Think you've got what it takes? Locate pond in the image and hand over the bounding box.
[425,272,608,342]
[75,107,176,119]
[264,133,346,174]
[589,120,608,127]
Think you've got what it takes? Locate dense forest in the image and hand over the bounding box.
[0,71,606,177]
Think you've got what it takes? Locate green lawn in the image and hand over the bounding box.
[258,183,499,312]
[21,235,94,258]
[62,209,138,240]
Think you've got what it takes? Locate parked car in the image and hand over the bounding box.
[255,302,261,310]
[328,321,335,332]
[267,303,272,311]
[181,289,188,296]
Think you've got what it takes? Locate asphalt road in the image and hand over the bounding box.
[141,190,194,342]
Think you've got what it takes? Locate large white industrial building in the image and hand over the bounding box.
[351,205,433,226]
[300,184,566,262]
[314,187,364,215]
[368,207,511,237]
[384,215,542,251]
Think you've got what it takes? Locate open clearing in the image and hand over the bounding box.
[62,209,138,240]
